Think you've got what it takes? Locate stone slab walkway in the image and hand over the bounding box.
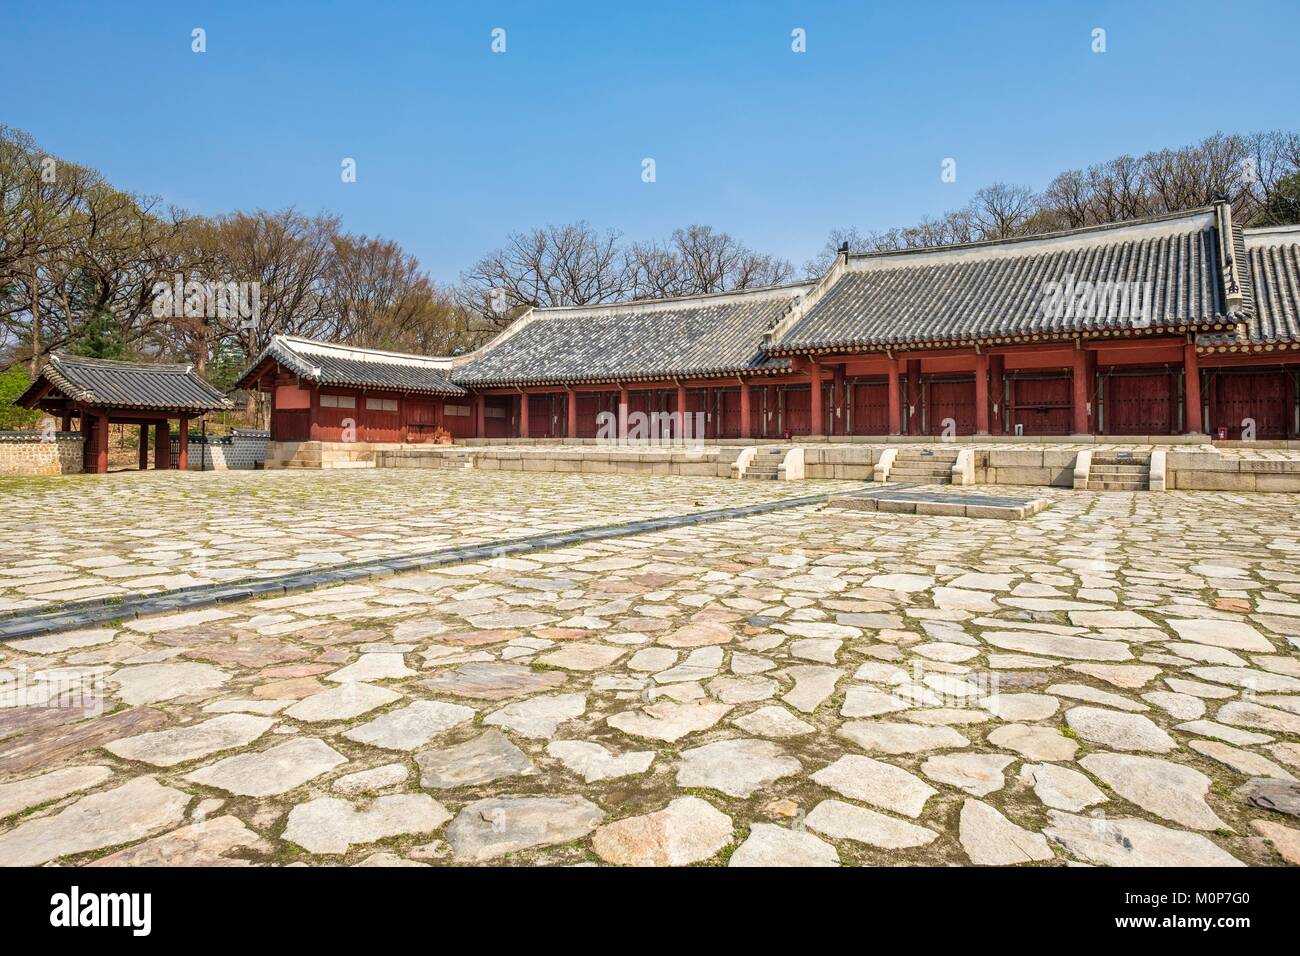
[1,478,1298,866]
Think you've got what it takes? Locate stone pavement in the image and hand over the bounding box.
[1,478,1299,866]
[0,469,862,614]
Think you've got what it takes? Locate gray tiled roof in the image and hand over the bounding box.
[1241,228,1300,345]
[236,336,465,396]
[771,209,1240,353]
[451,284,812,387]
[18,354,232,412]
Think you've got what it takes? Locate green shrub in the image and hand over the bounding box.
[0,366,40,430]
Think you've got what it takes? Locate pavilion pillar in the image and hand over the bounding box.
[155,418,171,469]
[618,385,629,442]
[177,417,190,470]
[518,392,529,438]
[974,350,990,435]
[61,413,72,432]
[1184,341,1203,434]
[138,424,150,470]
[474,395,485,438]
[906,359,922,435]
[739,380,752,439]
[676,383,687,444]
[808,359,824,436]
[887,356,902,435]
[832,364,845,436]
[990,355,1005,435]
[566,388,577,439]
[95,413,109,474]
[1071,345,1090,435]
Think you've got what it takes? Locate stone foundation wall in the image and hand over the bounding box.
[1166,450,1300,492]
[0,433,84,476]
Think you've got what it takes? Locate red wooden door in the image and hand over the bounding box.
[751,386,769,438]
[577,392,616,437]
[718,388,741,438]
[926,378,975,435]
[1212,371,1289,439]
[1106,373,1172,435]
[402,398,440,442]
[272,383,312,442]
[527,394,556,438]
[850,380,889,435]
[484,397,512,437]
[442,402,475,439]
[1008,376,1071,435]
[783,386,811,435]
[363,397,401,442]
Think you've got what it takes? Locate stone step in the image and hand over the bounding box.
[1087,478,1147,491]
[1092,456,1151,467]
[889,465,954,477]
[895,453,959,464]
[1089,464,1149,476]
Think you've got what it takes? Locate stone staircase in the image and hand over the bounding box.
[742,446,789,480]
[264,441,377,470]
[1087,451,1150,491]
[887,448,959,484]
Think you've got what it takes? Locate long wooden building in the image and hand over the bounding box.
[237,201,1300,445]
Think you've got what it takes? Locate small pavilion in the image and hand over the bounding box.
[16,353,233,473]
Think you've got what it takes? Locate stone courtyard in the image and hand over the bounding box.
[0,469,1299,866]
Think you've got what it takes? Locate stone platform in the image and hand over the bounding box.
[827,487,1051,520]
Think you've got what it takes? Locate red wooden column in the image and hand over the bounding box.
[974,350,990,435]
[95,413,109,474]
[61,413,72,432]
[1071,346,1090,434]
[989,355,1006,435]
[676,383,687,443]
[809,359,824,436]
[154,418,171,469]
[887,356,902,435]
[739,380,752,439]
[618,385,629,441]
[906,359,922,435]
[832,364,845,436]
[475,395,485,437]
[518,391,530,438]
[566,388,577,439]
[138,424,150,470]
[177,417,190,470]
[1184,341,1203,434]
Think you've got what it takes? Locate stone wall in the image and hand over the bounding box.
[173,429,269,470]
[0,433,84,476]
[1166,450,1300,492]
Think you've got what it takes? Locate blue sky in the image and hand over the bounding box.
[4,0,1298,282]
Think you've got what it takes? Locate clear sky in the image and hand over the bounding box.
[4,0,1298,282]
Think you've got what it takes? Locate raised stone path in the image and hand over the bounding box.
[0,470,1298,866]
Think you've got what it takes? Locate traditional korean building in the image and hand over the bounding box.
[16,353,233,473]
[237,200,1300,448]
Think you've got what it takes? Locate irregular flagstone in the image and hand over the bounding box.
[421,661,567,700]
[841,686,911,718]
[343,700,476,750]
[110,662,229,705]
[1066,663,1162,688]
[1168,619,1275,652]
[184,737,347,796]
[285,682,401,723]
[7,628,116,655]
[185,638,309,669]
[1216,700,1300,735]
[1019,762,1107,811]
[0,776,189,866]
[810,754,936,818]
[959,799,1054,865]
[446,796,604,862]
[0,765,113,819]
[920,753,1015,796]
[1141,690,1204,721]
[981,631,1131,661]
[1080,753,1225,830]
[1252,820,1300,865]
[1235,777,1300,817]
[676,738,801,798]
[591,796,733,866]
[0,706,168,776]
[1064,706,1176,753]
[334,763,410,793]
[1176,719,1272,745]
[283,795,451,854]
[980,692,1059,721]
[866,573,933,593]
[483,693,586,739]
[780,665,844,713]
[839,721,968,755]
[535,642,626,671]
[708,674,777,704]
[105,714,275,767]
[804,798,938,849]
[1188,666,1300,694]
[88,814,270,866]
[729,823,839,867]
[416,729,534,788]
[546,741,655,782]
[607,699,732,742]
[1068,610,1151,629]
[659,620,733,648]
[654,646,723,684]
[628,647,677,672]
[326,653,415,683]
[731,705,815,738]
[789,638,844,663]
[986,723,1078,761]
[1190,739,1295,780]
[1044,810,1243,866]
